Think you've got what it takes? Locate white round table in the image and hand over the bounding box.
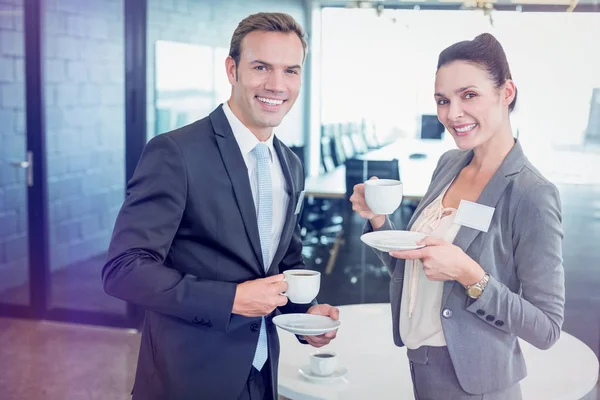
[277,304,599,400]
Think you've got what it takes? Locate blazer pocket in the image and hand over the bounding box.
[391,260,404,282]
[389,277,403,314]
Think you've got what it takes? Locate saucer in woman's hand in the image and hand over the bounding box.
[360,230,426,252]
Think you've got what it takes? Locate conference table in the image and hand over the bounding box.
[277,304,599,400]
[304,138,454,201]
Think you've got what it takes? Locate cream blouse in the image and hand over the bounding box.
[399,184,460,349]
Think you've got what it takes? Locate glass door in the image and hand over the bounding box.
[1,0,140,328]
[0,1,30,311]
[42,0,129,325]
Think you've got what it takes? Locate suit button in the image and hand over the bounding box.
[495,320,504,327]
[476,309,485,316]
[442,309,453,319]
[486,315,495,322]
[250,323,259,332]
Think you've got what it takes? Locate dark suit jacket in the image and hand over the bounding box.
[102,105,313,400]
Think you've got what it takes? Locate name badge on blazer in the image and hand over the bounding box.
[455,200,495,233]
[294,190,305,215]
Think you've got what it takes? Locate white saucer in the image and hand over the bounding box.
[299,365,348,383]
[360,230,426,252]
[273,314,341,336]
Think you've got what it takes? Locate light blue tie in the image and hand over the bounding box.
[251,143,272,371]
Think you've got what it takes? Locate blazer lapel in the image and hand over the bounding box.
[269,137,296,272]
[210,106,264,273]
[442,139,526,304]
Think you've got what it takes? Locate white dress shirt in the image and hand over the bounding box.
[222,102,289,268]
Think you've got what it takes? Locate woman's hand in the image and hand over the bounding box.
[349,176,386,229]
[389,236,485,286]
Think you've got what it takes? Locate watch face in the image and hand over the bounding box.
[467,286,483,298]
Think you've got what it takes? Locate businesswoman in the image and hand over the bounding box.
[350,33,565,399]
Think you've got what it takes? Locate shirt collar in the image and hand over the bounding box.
[222,101,275,162]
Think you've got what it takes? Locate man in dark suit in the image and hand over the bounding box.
[102,12,339,400]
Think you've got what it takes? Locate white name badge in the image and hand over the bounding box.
[455,200,495,233]
[294,190,306,215]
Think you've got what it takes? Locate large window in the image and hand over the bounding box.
[321,8,600,165]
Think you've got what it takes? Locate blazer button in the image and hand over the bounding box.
[486,315,495,322]
[495,320,505,327]
[476,309,485,316]
[250,323,259,332]
[442,309,453,319]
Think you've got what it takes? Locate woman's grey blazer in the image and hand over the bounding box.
[365,140,565,395]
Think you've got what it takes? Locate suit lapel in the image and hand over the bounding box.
[210,106,264,273]
[269,137,296,272]
[442,140,526,304]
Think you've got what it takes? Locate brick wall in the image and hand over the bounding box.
[43,0,125,272]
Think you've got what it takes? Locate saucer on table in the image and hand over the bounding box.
[298,365,348,383]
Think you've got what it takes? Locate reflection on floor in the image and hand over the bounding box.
[0,254,126,315]
[0,316,597,400]
[0,317,139,400]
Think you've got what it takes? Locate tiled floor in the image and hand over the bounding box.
[0,318,139,400]
[0,316,597,400]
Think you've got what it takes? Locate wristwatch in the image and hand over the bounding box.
[466,273,490,299]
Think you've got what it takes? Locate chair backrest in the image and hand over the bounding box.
[320,134,336,173]
[349,123,369,154]
[420,114,445,140]
[361,119,379,149]
[330,124,347,167]
[344,158,400,201]
[343,158,400,231]
[339,127,356,160]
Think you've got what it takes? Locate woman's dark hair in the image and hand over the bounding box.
[437,33,517,113]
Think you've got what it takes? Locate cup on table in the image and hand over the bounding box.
[282,269,320,304]
[310,351,338,376]
[364,179,403,215]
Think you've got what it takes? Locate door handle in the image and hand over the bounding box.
[10,160,30,168]
[9,151,33,187]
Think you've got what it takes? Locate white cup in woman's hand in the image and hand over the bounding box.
[364,179,403,215]
[350,177,379,220]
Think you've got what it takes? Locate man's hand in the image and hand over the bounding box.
[303,304,340,348]
[232,274,288,317]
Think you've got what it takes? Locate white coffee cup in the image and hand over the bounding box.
[310,351,338,376]
[364,179,403,215]
[282,269,320,304]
